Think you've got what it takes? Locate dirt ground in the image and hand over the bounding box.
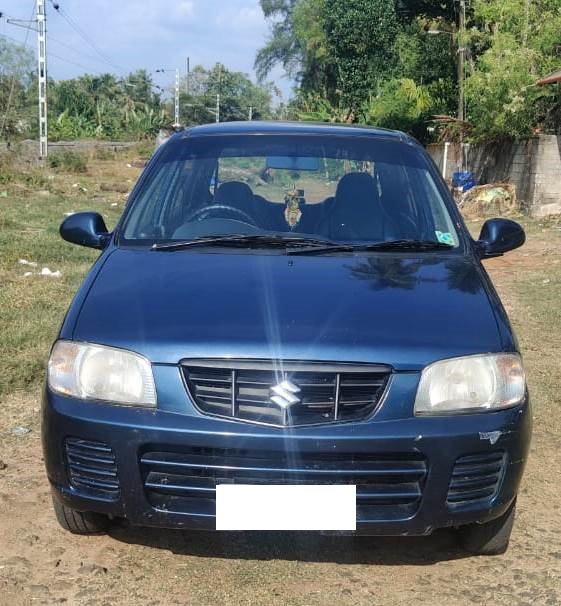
[1,224,560,606]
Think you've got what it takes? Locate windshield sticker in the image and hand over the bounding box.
[435,231,455,246]
[284,188,304,229]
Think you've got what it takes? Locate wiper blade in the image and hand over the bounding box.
[361,239,455,251]
[287,239,454,255]
[151,234,337,251]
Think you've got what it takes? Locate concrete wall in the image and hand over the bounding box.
[427,135,561,217]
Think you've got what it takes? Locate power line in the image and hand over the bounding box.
[2,31,126,79]
[47,1,124,74]
[0,31,34,49]
[47,51,100,72]
[3,21,125,74]
[5,2,124,74]
[48,34,120,71]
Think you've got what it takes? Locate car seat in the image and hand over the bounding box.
[214,181,255,214]
[327,172,385,241]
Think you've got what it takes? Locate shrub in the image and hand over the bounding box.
[48,150,88,173]
[94,147,117,161]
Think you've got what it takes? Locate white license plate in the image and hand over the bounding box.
[215,484,356,531]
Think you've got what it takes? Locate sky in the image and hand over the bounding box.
[0,0,292,99]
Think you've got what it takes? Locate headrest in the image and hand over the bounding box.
[335,172,378,204]
[330,171,384,239]
[215,181,254,206]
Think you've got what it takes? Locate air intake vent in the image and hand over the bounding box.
[181,359,391,427]
[141,447,427,522]
[64,438,119,500]
[447,451,506,507]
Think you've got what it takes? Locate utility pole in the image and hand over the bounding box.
[248,106,253,121]
[156,67,180,128]
[37,0,48,158]
[186,57,190,95]
[457,0,465,125]
[216,63,221,123]
[457,0,466,172]
[427,12,467,171]
[174,67,180,127]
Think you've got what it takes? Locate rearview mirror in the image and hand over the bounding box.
[60,211,111,249]
[477,218,525,258]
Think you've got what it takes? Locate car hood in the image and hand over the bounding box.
[72,248,504,370]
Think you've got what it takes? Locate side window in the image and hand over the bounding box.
[124,161,182,238]
[161,161,192,232]
[410,167,458,245]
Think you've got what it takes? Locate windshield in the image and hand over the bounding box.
[121,133,459,248]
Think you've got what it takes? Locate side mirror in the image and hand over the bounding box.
[477,218,525,258]
[60,212,111,249]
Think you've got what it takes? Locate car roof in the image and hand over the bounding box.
[177,120,417,145]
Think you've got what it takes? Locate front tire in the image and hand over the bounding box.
[457,500,516,555]
[52,496,109,534]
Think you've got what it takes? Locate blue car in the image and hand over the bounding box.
[43,122,530,554]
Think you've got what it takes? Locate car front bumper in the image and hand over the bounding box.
[42,389,531,536]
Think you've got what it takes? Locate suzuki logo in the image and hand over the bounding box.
[270,380,302,410]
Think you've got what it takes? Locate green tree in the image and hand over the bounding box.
[393,19,458,121]
[292,0,338,101]
[255,0,302,81]
[258,0,561,141]
[0,37,35,141]
[321,0,399,118]
[256,0,338,101]
[180,63,275,125]
[365,78,434,139]
[396,0,457,22]
[257,0,456,137]
[465,35,541,141]
[122,69,161,110]
[48,71,166,140]
[465,0,561,140]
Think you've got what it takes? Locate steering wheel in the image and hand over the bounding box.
[185,204,257,226]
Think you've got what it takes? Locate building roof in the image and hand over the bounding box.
[537,69,561,86]
[180,120,414,144]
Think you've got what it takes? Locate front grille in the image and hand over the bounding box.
[447,451,506,507]
[181,359,391,426]
[141,447,427,521]
[64,438,119,500]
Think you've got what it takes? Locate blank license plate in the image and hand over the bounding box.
[215,484,356,531]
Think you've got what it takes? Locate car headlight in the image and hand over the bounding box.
[414,353,525,415]
[48,341,156,407]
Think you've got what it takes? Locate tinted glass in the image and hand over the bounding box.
[122,134,459,246]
